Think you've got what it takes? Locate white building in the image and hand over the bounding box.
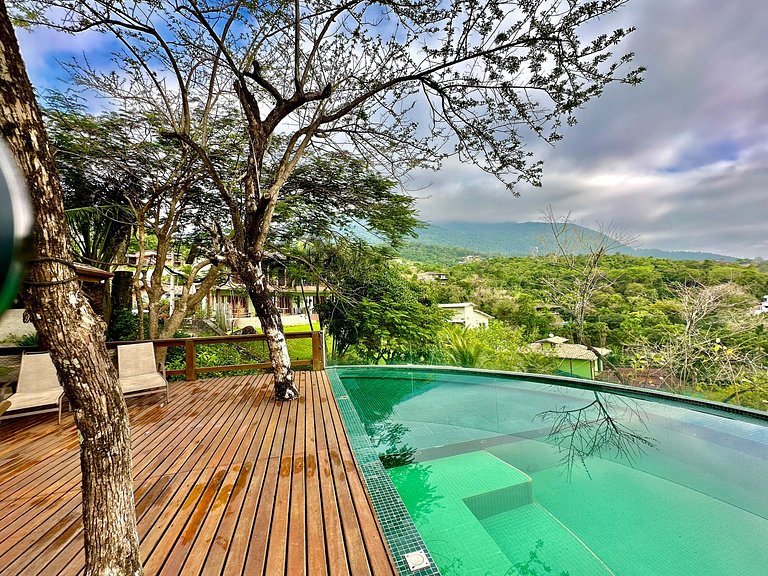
[437,302,494,329]
[417,271,449,283]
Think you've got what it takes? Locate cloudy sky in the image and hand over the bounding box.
[16,0,768,259]
[411,0,768,259]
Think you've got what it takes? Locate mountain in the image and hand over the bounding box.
[402,221,738,263]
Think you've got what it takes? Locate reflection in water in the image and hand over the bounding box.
[387,462,443,520]
[507,540,570,576]
[373,422,416,468]
[346,371,439,468]
[379,446,417,468]
[536,391,656,478]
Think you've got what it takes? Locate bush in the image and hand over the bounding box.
[11,332,39,347]
[108,309,142,341]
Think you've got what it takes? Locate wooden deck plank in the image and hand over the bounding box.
[198,380,278,575]
[319,372,395,576]
[54,379,247,576]
[138,378,263,564]
[0,372,396,576]
[261,380,300,576]
[175,377,275,575]
[318,372,373,576]
[313,370,351,576]
[304,371,328,576]
[241,386,296,575]
[157,377,273,574]
[3,382,226,576]
[220,385,286,576]
[286,375,308,576]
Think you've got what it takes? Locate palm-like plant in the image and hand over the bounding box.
[443,325,484,368]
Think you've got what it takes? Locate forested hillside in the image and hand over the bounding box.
[408,253,768,409]
[406,222,738,263]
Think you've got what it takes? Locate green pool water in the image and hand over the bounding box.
[335,367,768,576]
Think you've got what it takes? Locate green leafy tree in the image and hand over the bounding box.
[45,96,136,271]
[45,98,223,342]
[317,243,447,363]
[272,152,420,248]
[476,320,559,373]
[273,154,423,329]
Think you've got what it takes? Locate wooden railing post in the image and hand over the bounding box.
[311,331,325,371]
[185,339,196,381]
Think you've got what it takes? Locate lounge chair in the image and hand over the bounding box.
[117,343,169,403]
[1,352,64,424]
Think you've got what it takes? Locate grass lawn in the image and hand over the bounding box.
[241,323,331,362]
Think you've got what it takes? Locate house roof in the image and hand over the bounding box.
[437,302,494,319]
[528,342,598,361]
[74,263,113,282]
[535,335,569,345]
[471,309,494,319]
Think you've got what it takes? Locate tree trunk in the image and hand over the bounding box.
[133,222,146,340]
[155,262,220,363]
[0,4,142,575]
[111,271,134,311]
[238,260,298,400]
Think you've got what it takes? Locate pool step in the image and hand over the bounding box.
[481,503,616,576]
[388,451,531,575]
[485,438,564,475]
[463,482,532,520]
[389,450,617,576]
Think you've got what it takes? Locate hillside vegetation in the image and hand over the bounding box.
[404,222,738,264]
[408,253,768,410]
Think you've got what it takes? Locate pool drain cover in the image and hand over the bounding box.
[404,550,430,571]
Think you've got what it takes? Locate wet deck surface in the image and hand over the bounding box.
[0,371,395,575]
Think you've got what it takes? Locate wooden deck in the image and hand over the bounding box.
[0,371,396,575]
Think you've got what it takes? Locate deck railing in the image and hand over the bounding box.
[106,331,326,380]
[0,331,325,382]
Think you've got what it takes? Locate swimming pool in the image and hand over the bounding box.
[331,367,768,576]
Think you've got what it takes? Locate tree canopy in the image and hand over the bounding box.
[15,0,644,398]
[271,152,420,248]
[19,0,642,189]
[316,241,447,363]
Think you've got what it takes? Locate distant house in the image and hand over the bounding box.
[528,336,611,379]
[437,302,494,329]
[125,250,183,269]
[206,275,328,331]
[417,271,448,283]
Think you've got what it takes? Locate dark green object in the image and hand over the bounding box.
[0,140,33,314]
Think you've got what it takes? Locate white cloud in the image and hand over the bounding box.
[15,1,768,258]
[409,0,768,259]
[16,26,112,87]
